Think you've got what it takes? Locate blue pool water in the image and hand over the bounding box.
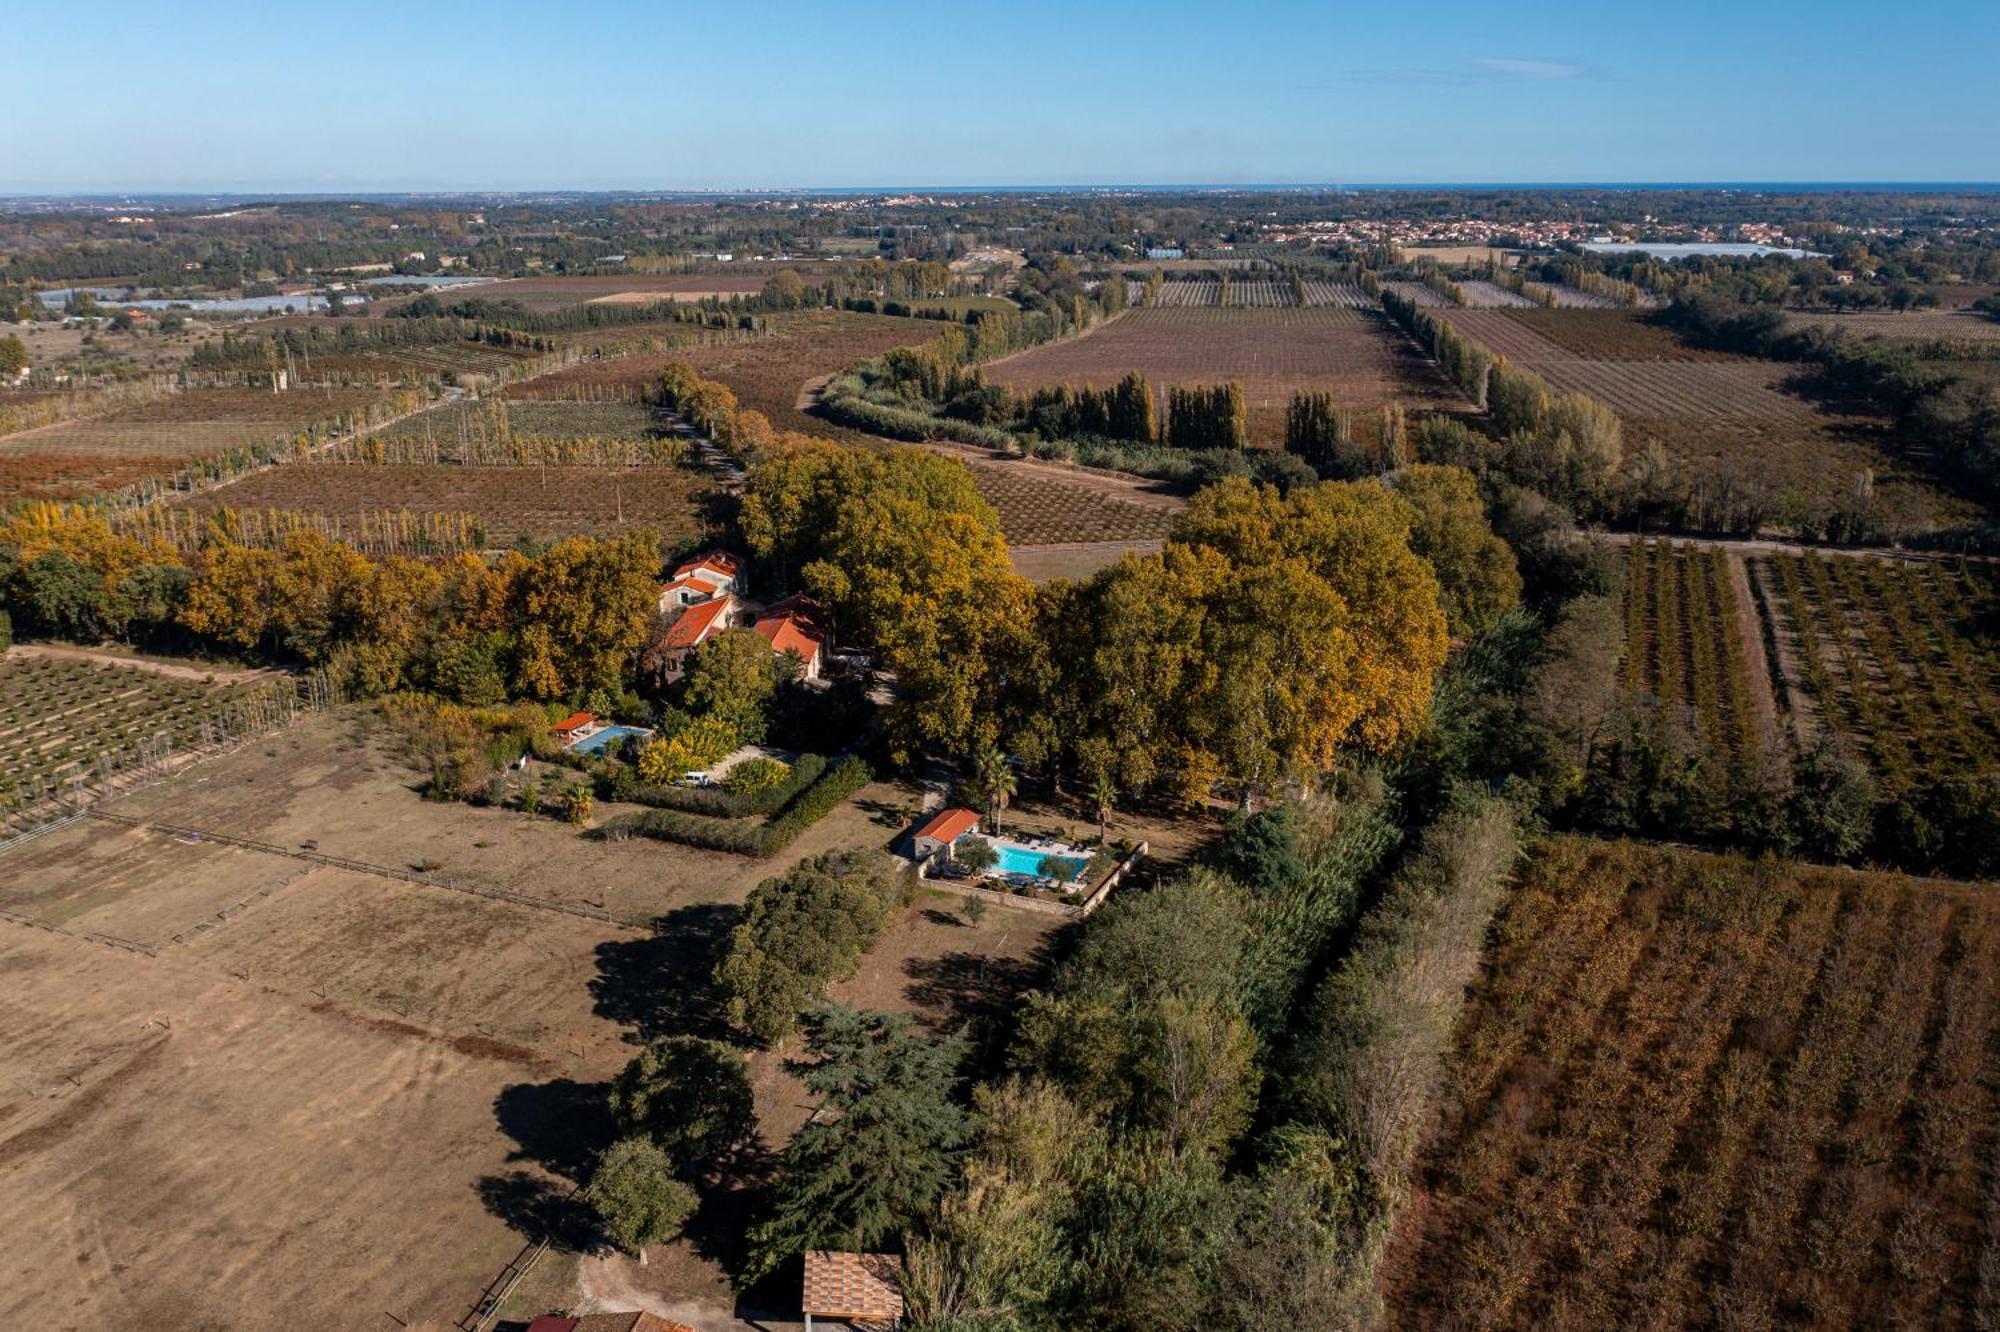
[567,724,652,755]
[995,844,1084,879]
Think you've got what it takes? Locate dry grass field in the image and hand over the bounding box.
[187,461,719,545]
[983,306,1465,445]
[0,703,1065,1330]
[1387,836,2000,1331]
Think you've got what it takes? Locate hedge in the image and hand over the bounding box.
[626,753,826,818]
[818,389,1017,449]
[758,755,873,855]
[601,755,872,857]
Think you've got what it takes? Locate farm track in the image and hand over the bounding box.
[1592,528,2000,567]
[3,644,284,685]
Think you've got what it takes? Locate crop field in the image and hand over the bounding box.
[187,461,717,545]
[1458,278,1538,308]
[0,653,293,834]
[491,311,934,436]
[1440,309,1969,530]
[371,397,657,446]
[1543,283,1623,309]
[0,385,411,503]
[1785,308,2000,344]
[1387,836,2000,1331]
[1752,551,2000,790]
[1382,280,1453,308]
[1444,310,1801,418]
[967,461,1179,545]
[376,273,769,313]
[983,306,1465,444]
[1300,279,1375,308]
[1621,539,1775,767]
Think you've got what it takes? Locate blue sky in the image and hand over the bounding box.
[6,0,1996,191]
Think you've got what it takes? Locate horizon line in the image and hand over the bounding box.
[4,179,2000,200]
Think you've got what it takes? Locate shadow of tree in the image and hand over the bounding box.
[902,949,1042,1036]
[494,1077,617,1181]
[590,901,741,1045]
[854,795,917,833]
[920,907,966,928]
[476,1168,603,1253]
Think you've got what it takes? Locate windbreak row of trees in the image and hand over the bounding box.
[0,505,665,703]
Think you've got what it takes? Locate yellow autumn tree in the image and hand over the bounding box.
[740,441,1036,764]
[508,534,660,700]
[1065,476,1448,807]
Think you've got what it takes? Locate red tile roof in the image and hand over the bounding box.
[662,594,734,650]
[661,573,720,599]
[803,1250,904,1320]
[552,711,595,736]
[673,549,741,580]
[525,1318,577,1332]
[753,596,829,663]
[913,807,980,845]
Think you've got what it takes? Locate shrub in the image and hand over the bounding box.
[757,756,873,856]
[637,715,738,782]
[598,755,871,856]
[628,753,825,818]
[724,756,791,797]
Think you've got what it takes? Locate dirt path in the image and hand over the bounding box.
[1743,553,1818,749]
[1723,551,1785,756]
[4,643,284,685]
[1593,528,1997,566]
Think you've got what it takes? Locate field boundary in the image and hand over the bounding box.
[83,810,652,929]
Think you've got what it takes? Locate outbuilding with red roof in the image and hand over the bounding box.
[754,595,831,680]
[911,807,981,859]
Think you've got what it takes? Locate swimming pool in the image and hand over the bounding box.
[994,843,1085,880]
[567,724,653,755]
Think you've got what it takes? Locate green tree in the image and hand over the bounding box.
[971,746,1018,836]
[0,334,28,377]
[745,1005,972,1282]
[1786,737,1876,862]
[593,1136,699,1262]
[682,627,777,737]
[1091,770,1118,845]
[1214,805,1304,897]
[953,834,998,875]
[1388,464,1523,638]
[23,549,108,640]
[715,856,903,1045]
[609,1035,757,1173]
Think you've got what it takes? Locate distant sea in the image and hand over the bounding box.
[4,182,1998,203]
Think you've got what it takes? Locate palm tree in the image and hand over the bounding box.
[972,746,1017,838]
[1091,771,1117,846]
